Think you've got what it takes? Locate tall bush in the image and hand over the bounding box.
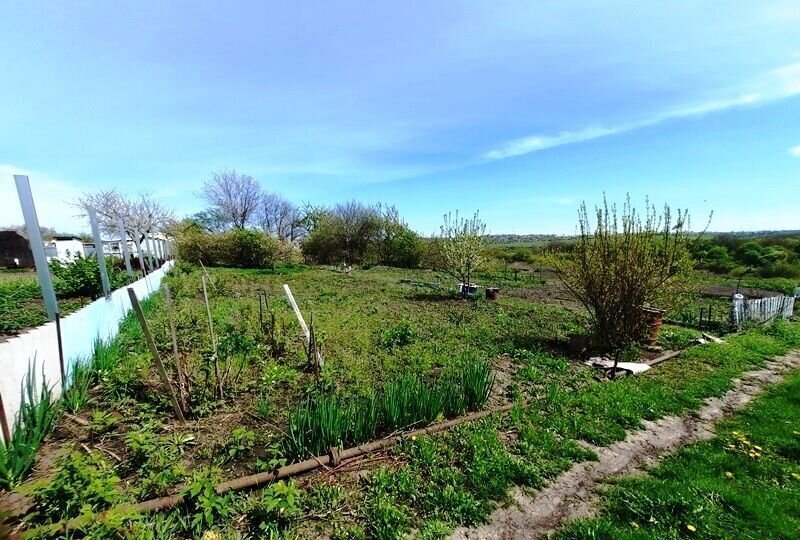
[302,201,422,268]
[439,211,486,292]
[174,221,292,268]
[557,196,696,353]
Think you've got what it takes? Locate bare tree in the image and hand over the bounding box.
[75,189,173,242]
[258,192,304,241]
[201,169,262,229]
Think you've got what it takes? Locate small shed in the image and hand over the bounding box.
[0,230,34,268]
[47,236,85,263]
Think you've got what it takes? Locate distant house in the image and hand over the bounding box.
[0,230,34,268]
[45,236,85,263]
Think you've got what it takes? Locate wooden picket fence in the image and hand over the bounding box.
[732,295,795,328]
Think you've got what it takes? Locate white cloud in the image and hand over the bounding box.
[789,144,800,157]
[483,61,800,160]
[0,165,88,233]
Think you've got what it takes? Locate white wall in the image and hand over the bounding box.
[0,261,173,441]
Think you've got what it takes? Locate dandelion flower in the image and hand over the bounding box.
[687,524,697,532]
[631,521,640,529]
[725,471,734,479]
[411,435,417,441]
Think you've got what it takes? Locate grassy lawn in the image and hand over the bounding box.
[555,361,800,539]
[6,265,800,539]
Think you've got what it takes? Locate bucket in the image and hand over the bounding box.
[643,308,664,345]
[485,287,500,300]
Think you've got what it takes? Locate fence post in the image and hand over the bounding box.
[117,219,134,279]
[14,175,59,320]
[131,232,148,275]
[88,207,111,298]
[145,233,157,270]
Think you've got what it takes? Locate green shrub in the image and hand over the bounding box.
[50,255,129,299]
[174,224,293,269]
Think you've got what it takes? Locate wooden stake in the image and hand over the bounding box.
[283,284,323,369]
[201,275,222,397]
[127,288,186,424]
[0,390,11,445]
[163,284,188,411]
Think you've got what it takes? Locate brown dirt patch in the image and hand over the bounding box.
[451,350,800,540]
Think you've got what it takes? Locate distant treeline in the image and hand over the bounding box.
[692,234,800,279]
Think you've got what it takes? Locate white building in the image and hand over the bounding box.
[44,236,85,263]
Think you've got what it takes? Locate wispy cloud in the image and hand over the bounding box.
[484,62,800,160]
[789,144,800,157]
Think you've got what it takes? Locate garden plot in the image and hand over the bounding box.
[4,263,797,539]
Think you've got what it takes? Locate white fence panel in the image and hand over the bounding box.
[0,261,173,440]
[732,294,795,328]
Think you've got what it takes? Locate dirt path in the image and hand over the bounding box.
[451,350,800,540]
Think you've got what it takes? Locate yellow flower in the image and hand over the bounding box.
[201,532,220,540]
[754,445,762,451]
[411,435,417,441]
[631,521,640,529]
[725,471,734,479]
[791,473,800,480]
[687,524,697,532]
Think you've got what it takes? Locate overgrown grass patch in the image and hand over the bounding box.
[555,364,800,539]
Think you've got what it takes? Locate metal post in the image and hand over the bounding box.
[88,207,111,298]
[132,232,148,275]
[55,313,66,390]
[145,233,156,270]
[14,175,59,320]
[117,219,134,279]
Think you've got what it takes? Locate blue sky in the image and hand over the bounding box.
[1,1,799,235]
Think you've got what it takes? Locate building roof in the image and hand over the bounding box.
[0,230,28,240]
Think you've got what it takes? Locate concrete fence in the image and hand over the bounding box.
[0,261,173,441]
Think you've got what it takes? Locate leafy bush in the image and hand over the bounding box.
[50,255,129,299]
[556,197,695,353]
[302,201,422,267]
[174,223,293,269]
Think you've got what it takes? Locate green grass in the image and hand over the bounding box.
[9,263,800,539]
[555,364,800,539]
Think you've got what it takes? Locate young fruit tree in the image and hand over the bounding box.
[558,196,698,359]
[439,211,486,297]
